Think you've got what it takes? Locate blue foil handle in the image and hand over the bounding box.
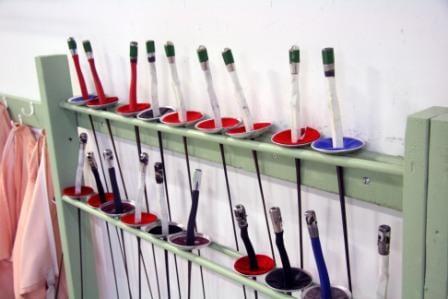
[306,210,332,299]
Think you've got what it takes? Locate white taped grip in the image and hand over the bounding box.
[135,169,146,223]
[230,71,253,132]
[149,63,160,117]
[158,184,169,235]
[376,255,390,299]
[169,63,186,122]
[327,77,344,148]
[204,69,222,128]
[74,144,85,194]
[290,74,301,142]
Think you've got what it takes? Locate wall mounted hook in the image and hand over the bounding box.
[21,102,34,117]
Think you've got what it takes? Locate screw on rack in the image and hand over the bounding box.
[363,176,371,185]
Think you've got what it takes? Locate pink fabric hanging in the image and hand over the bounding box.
[0,102,12,155]
[12,134,67,298]
[0,102,13,297]
[0,125,36,299]
[0,125,36,260]
[0,261,14,299]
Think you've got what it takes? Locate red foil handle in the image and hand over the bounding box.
[71,54,89,100]
[87,58,107,104]
[129,61,137,111]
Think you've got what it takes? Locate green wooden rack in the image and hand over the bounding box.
[1,54,447,299]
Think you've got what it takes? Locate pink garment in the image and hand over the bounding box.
[0,261,14,299]
[0,102,12,156]
[13,135,67,299]
[0,103,13,298]
[12,136,66,299]
[0,125,36,261]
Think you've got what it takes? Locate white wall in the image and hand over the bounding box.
[2,0,447,298]
[81,132,403,299]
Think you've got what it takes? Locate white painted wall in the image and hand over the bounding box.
[80,132,403,299]
[3,0,447,298]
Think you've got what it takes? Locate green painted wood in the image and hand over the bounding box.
[0,93,43,127]
[402,107,448,299]
[62,103,404,210]
[62,102,402,173]
[61,195,294,299]
[7,53,448,299]
[424,113,448,299]
[35,55,99,299]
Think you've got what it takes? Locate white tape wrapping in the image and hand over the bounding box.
[230,71,253,132]
[376,254,390,299]
[327,77,344,148]
[290,73,301,142]
[204,69,222,128]
[74,144,85,194]
[149,63,160,117]
[169,63,186,122]
[135,168,146,223]
[158,184,169,235]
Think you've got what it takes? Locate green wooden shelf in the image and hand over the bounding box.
[60,101,404,211]
[62,195,293,299]
[2,54,448,299]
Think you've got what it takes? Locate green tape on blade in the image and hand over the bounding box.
[146,40,155,54]
[164,42,175,57]
[289,46,300,63]
[67,37,77,50]
[83,40,92,53]
[130,41,138,58]
[322,48,334,65]
[222,48,234,65]
[197,46,208,63]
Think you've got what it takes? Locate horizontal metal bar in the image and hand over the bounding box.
[60,102,403,176]
[62,195,293,299]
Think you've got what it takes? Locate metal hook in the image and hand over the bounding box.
[20,102,34,117]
